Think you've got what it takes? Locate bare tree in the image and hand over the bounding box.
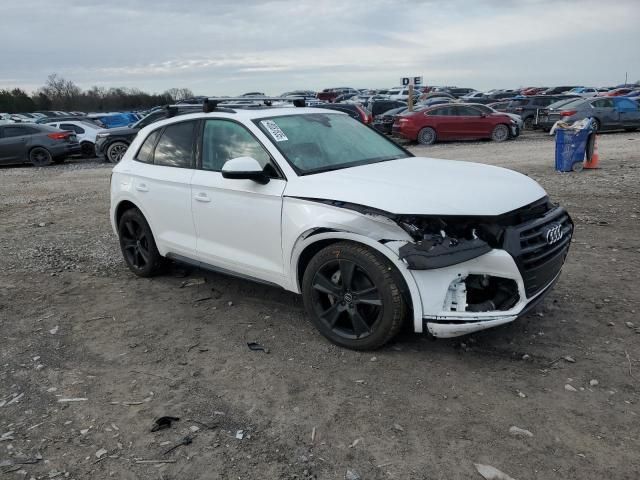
[41,74,81,110]
[164,87,194,101]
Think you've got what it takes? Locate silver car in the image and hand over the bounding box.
[540,97,640,132]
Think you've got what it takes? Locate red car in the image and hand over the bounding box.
[521,87,548,96]
[392,104,516,145]
[602,87,635,97]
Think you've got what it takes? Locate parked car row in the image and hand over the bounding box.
[3,81,638,166]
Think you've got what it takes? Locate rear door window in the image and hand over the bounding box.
[153,121,196,168]
[428,107,454,116]
[454,106,482,116]
[591,99,614,108]
[61,123,85,134]
[4,126,30,137]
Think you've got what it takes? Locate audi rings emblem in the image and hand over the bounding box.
[544,224,563,245]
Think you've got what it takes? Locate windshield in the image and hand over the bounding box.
[256,113,410,175]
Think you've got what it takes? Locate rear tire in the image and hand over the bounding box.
[81,142,95,157]
[29,147,53,167]
[302,241,406,350]
[117,208,164,277]
[491,124,510,142]
[417,127,437,145]
[106,141,129,164]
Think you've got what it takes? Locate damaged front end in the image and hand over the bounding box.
[389,198,573,336]
[396,214,503,270]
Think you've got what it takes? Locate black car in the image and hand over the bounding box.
[312,103,370,123]
[505,95,575,129]
[367,100,407,119]
[372,106,408,134]
[0,123,80,166]
[95,105,200,163]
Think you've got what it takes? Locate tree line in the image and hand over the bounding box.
[0,74,194,114]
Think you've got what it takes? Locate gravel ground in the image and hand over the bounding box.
[0,130,639,479]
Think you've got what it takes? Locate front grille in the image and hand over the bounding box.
[503,206,573,297]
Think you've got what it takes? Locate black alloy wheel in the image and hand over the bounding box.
[311,259,382,339]
[29,147,53,166]
[302,242,406,350]
[118,208,163,277]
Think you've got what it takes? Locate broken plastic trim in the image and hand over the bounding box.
[398,236,491,270]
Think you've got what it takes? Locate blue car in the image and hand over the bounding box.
[90,113,140,129]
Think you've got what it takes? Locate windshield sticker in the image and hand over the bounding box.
[261,120,288,142]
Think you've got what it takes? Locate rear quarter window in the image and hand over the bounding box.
[135,130,161,163]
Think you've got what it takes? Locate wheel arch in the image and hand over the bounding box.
[114,199,139,227]
[112,197,164,254]
[290,230,424,332]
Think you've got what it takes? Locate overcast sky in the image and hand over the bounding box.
[1,0,639,95]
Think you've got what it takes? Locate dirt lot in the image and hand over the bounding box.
[1,131,639,479]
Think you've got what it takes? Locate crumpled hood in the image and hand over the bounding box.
[285,156,546,216]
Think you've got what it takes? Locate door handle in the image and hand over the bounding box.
[194,192,211,203]
[135,183,149,192]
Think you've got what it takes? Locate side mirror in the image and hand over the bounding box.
[221,157,270,184]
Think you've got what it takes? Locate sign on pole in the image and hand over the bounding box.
[401,76,423,86]
[401,76,423,111]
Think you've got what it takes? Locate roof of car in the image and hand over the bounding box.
[138,107,349,132]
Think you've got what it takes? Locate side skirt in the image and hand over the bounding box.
[165,253,284,290]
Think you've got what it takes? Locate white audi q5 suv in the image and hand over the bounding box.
[110,102,572,350]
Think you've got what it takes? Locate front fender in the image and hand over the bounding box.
[288,231,424,333]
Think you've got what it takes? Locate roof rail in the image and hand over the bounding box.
[202,96,307,113]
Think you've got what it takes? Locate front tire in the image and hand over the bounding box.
[302,241,406,350]
[523,116,534,129]
[417,127,437,145]
[491,124,509,142]
[29,147,53,166]
[106,141,129,164]
[118,208,164,277]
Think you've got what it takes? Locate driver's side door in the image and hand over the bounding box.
[190,119,287,285]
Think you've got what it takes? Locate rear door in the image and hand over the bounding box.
[426,106,456,139]
[452,105,487,137]
[590,98,617,128]
[190,119,286,284]
[0,125,30,162]
[124,121,198,257]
